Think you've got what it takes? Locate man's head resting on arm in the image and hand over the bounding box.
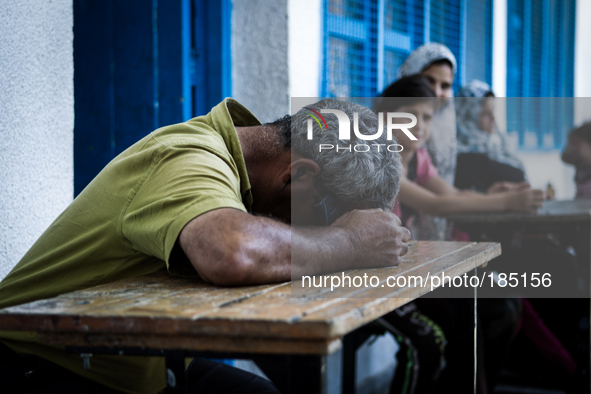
[179,98,410,286]
[238,98,403,225]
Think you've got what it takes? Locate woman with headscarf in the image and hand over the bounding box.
[455,80,527,192]
[396,43,457,240]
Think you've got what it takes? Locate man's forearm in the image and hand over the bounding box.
[290,226,358,278]
[180,209,359,285]
[180,208,409,286]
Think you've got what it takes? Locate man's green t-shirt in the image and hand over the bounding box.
[0,99,259,393]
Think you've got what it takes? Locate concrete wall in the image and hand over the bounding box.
[232,0,290,123]
[0,0,74,279]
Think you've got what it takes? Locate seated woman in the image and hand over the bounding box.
[562,122,591,199]
[454,80,526,193]
[374,76,543,224]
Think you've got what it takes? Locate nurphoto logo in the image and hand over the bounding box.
[304,107,417,153]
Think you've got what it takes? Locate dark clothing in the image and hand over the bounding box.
[455,153,525,193]
[384,297,522,394]
[0,342,280,394]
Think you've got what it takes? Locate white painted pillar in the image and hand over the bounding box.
[288,0,322,102]
[492,0,507,97]
[575,0,591,124]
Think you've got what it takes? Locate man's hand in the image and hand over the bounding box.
[332,209,411,267]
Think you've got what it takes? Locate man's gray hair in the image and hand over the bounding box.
[291,99,402,210]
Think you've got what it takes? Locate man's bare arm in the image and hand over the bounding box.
[178,208,411,286]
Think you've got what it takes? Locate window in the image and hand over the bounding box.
[321,0,493,97]
[506,0,576,150]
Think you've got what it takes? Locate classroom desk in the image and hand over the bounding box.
[451,200,591,390]
[449,199,591,225]
[0,241,500,394]
[449,199,591,295]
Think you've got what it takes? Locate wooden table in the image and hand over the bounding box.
[0,241,500,394]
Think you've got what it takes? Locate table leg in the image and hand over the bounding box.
[341,324,384,394]
[342,333,355,394]
[452,276,477,394]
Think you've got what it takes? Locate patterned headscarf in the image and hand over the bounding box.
[456,80,524,171]
[398,43,457,79]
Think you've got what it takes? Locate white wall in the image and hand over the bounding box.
[232,0,290,123]
[516,151,576,200]
[0,0,74,279]
[288,0,322,102]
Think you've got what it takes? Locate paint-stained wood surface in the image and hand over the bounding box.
[0,241,500,355]
[449,199,591,224]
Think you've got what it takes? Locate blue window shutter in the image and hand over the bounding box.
[74,0,231,195]
[506,0,575,151]
[193,0,233,117]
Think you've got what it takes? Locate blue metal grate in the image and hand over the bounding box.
[323,0,379,97]
[506,0,575,150]
[321,0,575,151]
[429,0,462,90]
[383,49,407,88]
[322,0,493,98]
[464,0,493,85]
[381,0,423,88]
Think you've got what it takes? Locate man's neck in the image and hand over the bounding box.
[236,126,261,189]
[236,126,291,210]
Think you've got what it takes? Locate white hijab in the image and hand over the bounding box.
[398,43,458,80]
[455,80,524,171]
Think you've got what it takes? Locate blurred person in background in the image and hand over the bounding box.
[562,122,591,199]
[375,76,544,222]
[454,80,527,194]
[452,81,581,391]
[375,75,542,394]
[397,43,458,240]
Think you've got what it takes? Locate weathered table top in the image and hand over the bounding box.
[0,241,500,355]
[449,199,591,224]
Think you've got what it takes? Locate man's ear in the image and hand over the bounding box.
[282,158,321,185]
